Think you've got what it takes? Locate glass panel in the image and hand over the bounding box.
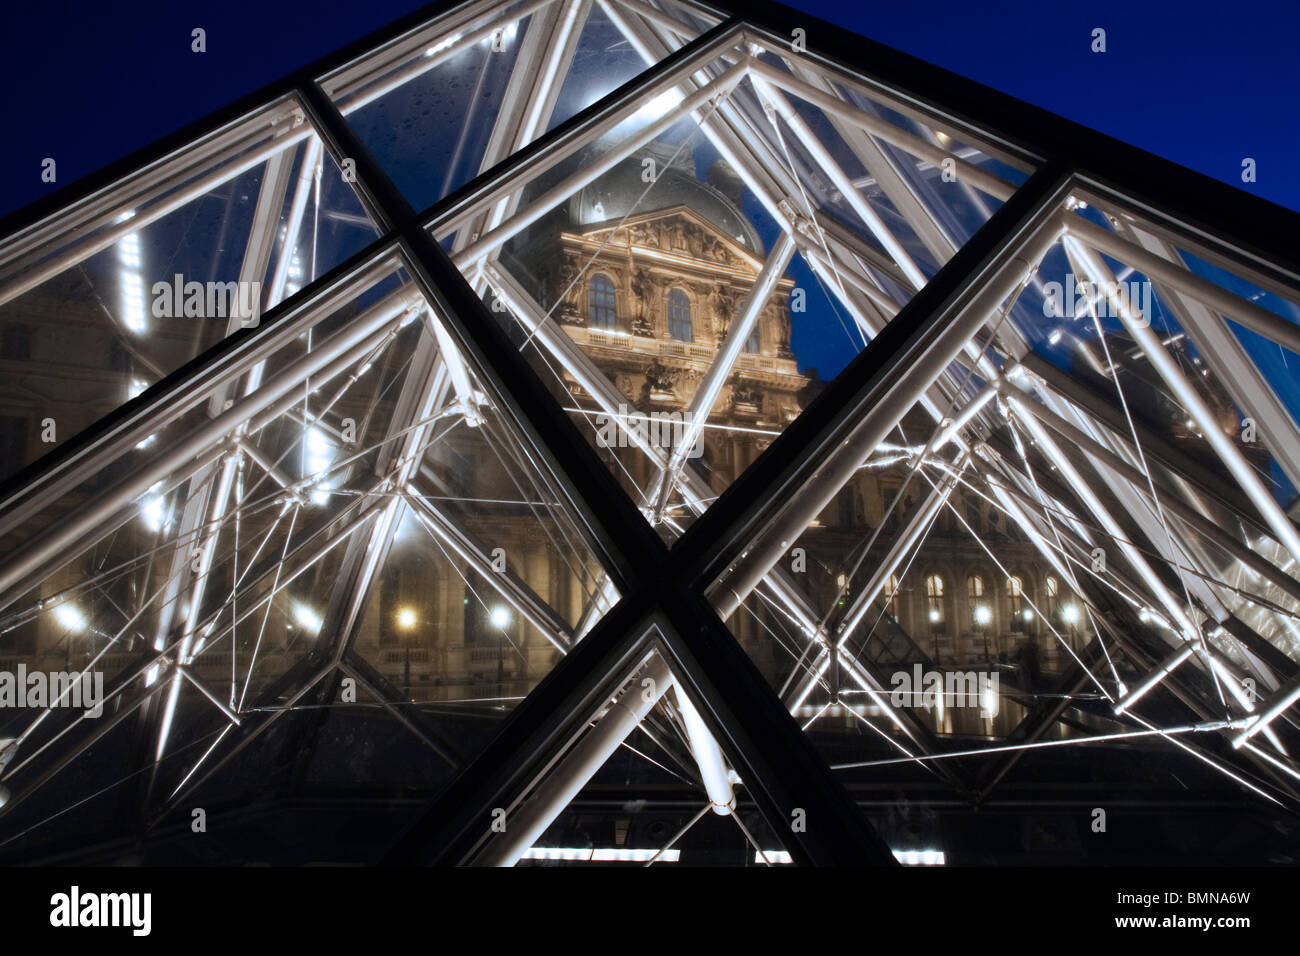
[742,49,1033,274]
[997,195,1300,664]
[349,412,617,712]
[0,263,420,785]
[0,96,379,487]
[1009,205,1298,506]
[725,393,1075,743]
[326,0,715,212]
[331,3,546,212]
[544,2,697,135]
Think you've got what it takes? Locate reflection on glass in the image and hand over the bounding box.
[0,115,378,487]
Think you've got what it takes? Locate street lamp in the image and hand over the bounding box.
[53,603,86,633]
[394,606,418,696]
[292,603,322,633]
[1062,603,1079,648]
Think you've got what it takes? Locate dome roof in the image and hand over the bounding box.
[569,143,762,254]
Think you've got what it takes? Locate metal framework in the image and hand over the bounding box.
[1,0,1300,866]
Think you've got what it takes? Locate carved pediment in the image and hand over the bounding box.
[577,206,763,275]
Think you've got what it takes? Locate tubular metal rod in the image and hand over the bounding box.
[1066,238,1300,572]
[476,652,674,866]
[451,60,749,269]
[0,289,421,608]
[747,58,1017,202]
[1066,216,1300,356]
[707,178,1067,618]
[650,231,796,516]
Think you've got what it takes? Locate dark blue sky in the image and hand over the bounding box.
[1,0,1298,221]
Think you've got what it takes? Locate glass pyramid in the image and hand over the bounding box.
[0,0,1298,867]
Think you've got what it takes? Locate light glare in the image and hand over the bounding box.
[54,604,87,633]
[293,603,323,633]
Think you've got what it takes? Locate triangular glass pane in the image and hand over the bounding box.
[348,434,615,712]
[725,391,1089,746]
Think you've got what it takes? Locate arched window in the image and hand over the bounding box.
[743,324,760,353]
[589,274,616,329]
[884,574,901,617]
[926,575,944,632]
[1045,575,1059,620]
[1006,576,1025,632]
[667,288,692,341]
[968,574,989,627]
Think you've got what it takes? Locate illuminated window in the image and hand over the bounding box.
[743,324,760,353]
[926,575,944,632]
[589,274,616,329]
[1046,575,1060,619]
[884,574,901,616]
[667,287,692,341]
[1007,576,1024,632]
[968,574,988,627]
